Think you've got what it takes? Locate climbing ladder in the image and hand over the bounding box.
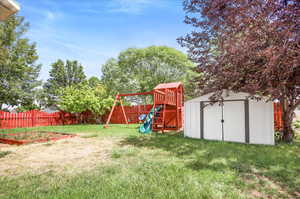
[152,103,166,132]
[152,84,182,132]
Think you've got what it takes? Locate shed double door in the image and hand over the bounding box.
[203,101,245,143]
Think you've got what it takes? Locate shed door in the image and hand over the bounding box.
[223,101,245,143]
[203,102,223,140]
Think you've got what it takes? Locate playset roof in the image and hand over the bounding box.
[154,82,182,90]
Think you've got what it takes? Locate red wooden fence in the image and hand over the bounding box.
[1,103,284,130]
[274,103,283,131]
[0,110,78,129]
[0,105,153,129]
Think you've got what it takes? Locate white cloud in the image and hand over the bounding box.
[24,4,63,22]
[51,39,110,58]
[45,11,55,20]
[108,0,154,14]
[43,0,166,15]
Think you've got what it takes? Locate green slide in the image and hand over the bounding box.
[139,108,154,134]
[139,106,162,134]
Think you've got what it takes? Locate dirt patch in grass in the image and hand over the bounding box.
[0,131,76,145]
[0,131,65,141]
[244,170,299,199]
[255,173,300,198]
[0,136,118,176]
[0,143,10,148]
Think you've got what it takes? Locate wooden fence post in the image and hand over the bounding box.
[0,111,3,129]
[31,110,35,127]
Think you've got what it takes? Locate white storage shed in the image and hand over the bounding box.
[184,91,275,145]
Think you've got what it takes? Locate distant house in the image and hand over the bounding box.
[0,0,20,20]
[42,106,60,114]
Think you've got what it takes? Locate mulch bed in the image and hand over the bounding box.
[0,131,76,145]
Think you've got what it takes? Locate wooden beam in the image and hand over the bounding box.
[118,91,153,97]
[119,99,128,125]
[104,95,119,128]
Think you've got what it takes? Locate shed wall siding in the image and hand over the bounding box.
[223,101,246,143]
[184,103,191,137]
[184,102,200,138]
[203,103,222,140]
[249,101,275,145]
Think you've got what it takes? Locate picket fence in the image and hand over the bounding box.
[0,110,78,129]
[0,105,153,129]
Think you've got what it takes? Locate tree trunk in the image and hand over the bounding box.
[281,98,296,142]
[75,113,82,124]
[80,113,85,124]
[282,109,294,142]
[94,114,101,124]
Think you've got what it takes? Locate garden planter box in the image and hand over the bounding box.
[0,131,76,145]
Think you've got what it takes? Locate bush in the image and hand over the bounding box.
[293,120,300,129]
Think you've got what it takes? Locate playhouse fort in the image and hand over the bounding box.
[105,82,184,133]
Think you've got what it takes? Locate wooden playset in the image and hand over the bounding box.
[105,82,184,133]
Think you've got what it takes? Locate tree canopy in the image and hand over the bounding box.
[179,0,300,141]
[101,46,197,101]
[0,15,41,110]
[88,76,102,88]
[58,83,114,120]
[43,59,86,107]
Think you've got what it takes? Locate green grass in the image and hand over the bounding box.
[0,151,11,158]
[0,124,139,137]
[0,124,300,199]
[294,120,300,129]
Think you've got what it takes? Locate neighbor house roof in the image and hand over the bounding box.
[154,82,182,90]
[0,0,20,21]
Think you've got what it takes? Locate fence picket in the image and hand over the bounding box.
[274,103,283,131]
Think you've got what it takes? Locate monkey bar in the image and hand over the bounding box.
[118,91,153,97]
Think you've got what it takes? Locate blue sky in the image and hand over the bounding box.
[18,0,191,80]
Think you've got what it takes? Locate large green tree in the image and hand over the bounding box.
[0,15,41,110]
[58,83,114,123]
[101,46,197,102]
[88,76,102,88]
[44,59,86,107]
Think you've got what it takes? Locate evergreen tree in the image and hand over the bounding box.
[44,59,86,106]
[0,15,41,110]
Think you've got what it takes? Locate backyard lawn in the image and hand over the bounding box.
[0,125,299,199]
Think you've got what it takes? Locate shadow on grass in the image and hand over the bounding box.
[120,133,300,196]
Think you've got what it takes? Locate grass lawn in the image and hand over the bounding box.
[0,124,299,199]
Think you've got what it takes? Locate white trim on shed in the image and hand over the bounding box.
[184,91,275,145]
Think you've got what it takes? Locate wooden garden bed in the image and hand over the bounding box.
[0,131,76,145]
